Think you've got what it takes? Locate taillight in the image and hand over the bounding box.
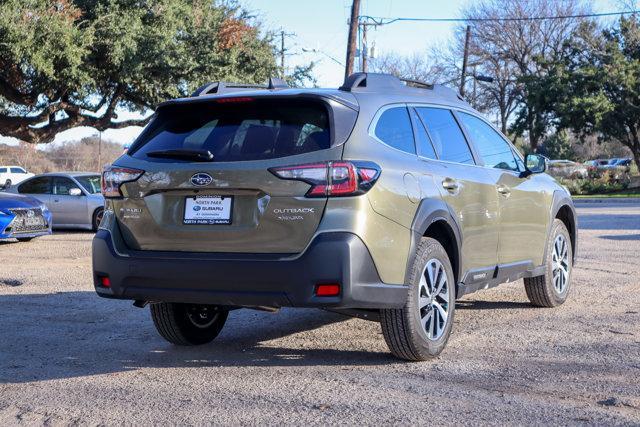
[269,161,380,197]
[101,166,144,198]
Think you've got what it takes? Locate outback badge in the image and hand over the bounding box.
[190,173,213,186]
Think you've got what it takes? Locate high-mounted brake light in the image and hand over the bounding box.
[101,166,144,198]
[269,161,380,198]
[215,97,254,104]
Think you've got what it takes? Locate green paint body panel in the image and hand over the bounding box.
[102,77,575,294]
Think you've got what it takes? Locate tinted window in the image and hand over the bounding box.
[129,99,330,162]
[0,168,6,173]
[374,107,415,154]
[415,108,474,165]
[10,167,25,173]
[75,175,101,194]
[18,177,51,194]
[459,113,519,171]
[53,177,81,195]
[410,108,437,159]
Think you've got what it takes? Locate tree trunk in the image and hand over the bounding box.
[528,121,539,153]
[628,126,640,172]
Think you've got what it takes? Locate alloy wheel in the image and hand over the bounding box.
[552,234,570,294]
[418,259,450,340]
[95,209,104,228]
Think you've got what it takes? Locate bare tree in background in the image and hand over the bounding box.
[369,52,448,83]
[459,0,593,151]
[373,0,593,150]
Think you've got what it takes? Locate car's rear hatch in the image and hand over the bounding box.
[111,93,358,254]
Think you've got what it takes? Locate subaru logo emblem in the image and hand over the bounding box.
[190,173,212,186]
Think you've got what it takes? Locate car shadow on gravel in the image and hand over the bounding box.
[0,291,395,383]
[456,300,534,310]
[599,234,640,241]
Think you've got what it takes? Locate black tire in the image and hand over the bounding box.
[17,237,35,242]
[150,303,228,345]
[524,219,573,307]
[380,237,456,361]
[92,207,104,231]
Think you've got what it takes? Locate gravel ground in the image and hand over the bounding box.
[0,201,639,425]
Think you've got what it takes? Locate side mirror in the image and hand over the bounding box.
[522,154,547,177]
[69,188,83,196]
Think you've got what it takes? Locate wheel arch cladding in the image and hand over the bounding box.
[551,190,577,263]
[408,198,462,288]
[555,204,577,262]
[424,220,460,285]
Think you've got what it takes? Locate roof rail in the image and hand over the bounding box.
[339,72,439,92]
[339,72,405,92]
[340,72,466,103]
[191,77,289,97]
[400,78,434,90]
[340,73,436,92]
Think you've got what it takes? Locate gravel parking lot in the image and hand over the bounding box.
[0,201,638,425]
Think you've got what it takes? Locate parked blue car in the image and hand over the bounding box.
[0,192,52,241]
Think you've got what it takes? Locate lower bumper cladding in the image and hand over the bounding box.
[92,226,408,310]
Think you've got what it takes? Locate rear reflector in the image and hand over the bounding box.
[269,161,380,198]
[99,276,111,288]
[315,283,340,297]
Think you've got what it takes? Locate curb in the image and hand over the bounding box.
[573,197,640,204]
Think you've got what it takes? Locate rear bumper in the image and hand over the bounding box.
[92,225,408,309]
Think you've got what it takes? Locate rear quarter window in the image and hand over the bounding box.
[129,99,332,162]
[373,107,416,154]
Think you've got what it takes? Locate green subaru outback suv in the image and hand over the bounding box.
[93,73,576,361]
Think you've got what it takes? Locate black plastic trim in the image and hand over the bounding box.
[92,229,408,309]
[407,198,463,293]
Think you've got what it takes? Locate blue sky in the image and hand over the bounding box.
[0,0,626,148]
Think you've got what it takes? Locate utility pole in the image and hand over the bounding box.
[277,30,294,79]
[472,65,477,105]
[344,0,361,80]
[460,25,471,97]
[361,21,368,72]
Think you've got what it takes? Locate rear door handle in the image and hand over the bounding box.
[497,185,511,196]
[442,178,458,192]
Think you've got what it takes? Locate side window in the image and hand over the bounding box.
[53,177,80,196]
[415,108,475,165]
[374,107,416,154]
[18,177,51,194]
[410,108,437,160]
[458,113,519,172]
[0,168,7,173]
[10,167,25,174]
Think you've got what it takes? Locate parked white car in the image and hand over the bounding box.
[0,166,34,189]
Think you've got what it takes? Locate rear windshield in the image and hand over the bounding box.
[129,99,331,162]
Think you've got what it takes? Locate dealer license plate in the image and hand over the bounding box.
[183,196,233,225]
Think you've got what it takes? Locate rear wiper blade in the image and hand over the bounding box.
[146,149,214,162]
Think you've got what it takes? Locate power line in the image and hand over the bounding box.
[360,10,640,26]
